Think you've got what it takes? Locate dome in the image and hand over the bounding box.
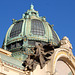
[2,5,60,61]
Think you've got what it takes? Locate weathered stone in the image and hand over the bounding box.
[22,43,54,71]
[60,36,72,50]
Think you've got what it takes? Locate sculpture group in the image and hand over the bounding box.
[22,36,72,71]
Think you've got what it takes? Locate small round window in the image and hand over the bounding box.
[31,19,45,36]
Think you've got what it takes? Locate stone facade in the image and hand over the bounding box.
[0,37,75,75]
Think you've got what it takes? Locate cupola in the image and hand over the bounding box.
[2,5,60,61]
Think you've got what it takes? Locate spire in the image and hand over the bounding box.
[30,4,34,10]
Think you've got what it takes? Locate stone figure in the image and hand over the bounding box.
[22,43,54,71]
[60,36,72,50]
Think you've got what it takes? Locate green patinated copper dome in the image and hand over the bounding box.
[2,5,60,61]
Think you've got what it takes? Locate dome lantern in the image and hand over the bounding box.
[22,4,40,18]
[30,4,34,10]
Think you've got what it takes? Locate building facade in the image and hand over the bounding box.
[0,5,75,75]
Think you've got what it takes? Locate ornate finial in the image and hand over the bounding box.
[12,19,17,23]
[30,4,34,10]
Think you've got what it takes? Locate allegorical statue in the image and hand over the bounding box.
[60,36,72,50]
[22,43,54,71]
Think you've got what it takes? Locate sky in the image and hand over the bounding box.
[0,0,75,56]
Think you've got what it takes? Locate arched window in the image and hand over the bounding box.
[10,21,23,38]
[31,19,45,36]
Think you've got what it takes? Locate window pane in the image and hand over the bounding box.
[11,43,16,49]
[16,41,23,47]
[10,21,23,38]
[31,19,45,36]
[51,28,59,44]
[6,40,23,50]
[28,40,35,46]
